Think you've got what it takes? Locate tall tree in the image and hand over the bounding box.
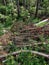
[27,0,30,10]
[16,0,20,17]
[1,0,6,5]
[35,0,40,17]
[23,0,26,8]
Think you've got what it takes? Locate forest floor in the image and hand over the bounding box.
[0,18,49,65]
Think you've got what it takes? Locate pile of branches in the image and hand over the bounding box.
[10,22,49,45]
[0,22,49,47]
[0,22,49,63]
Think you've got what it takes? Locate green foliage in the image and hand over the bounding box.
[20,6,30,17]
[0,5,6,14]
[17,52,47,65]
[0,3,17,28]
[30,6,36,13]
[4,55,18,65]
[4,15,13,27]
[0,23,4,36]
[32,18,40,23]
[3,43,49,65]
[0,0,49,65]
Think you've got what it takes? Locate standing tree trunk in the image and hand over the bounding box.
[4,0,6,5]
[23,0,26,8]
[16,0,20,17]
[2,0,6,5]
[27,0,30,10]
[35,0,39,17]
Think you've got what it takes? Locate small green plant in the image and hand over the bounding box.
[4,55,18,65]
[0,23,4,36]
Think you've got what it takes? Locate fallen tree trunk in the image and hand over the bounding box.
[0,50,49,60]
[35,18,49,27]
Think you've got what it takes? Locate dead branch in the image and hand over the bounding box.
[0,50,49,60]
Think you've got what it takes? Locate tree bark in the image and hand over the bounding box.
[35,0,39,17]
[23,0,26,8]
[16,0,20,17]
[2,0,6,5]
[0,50,49,60]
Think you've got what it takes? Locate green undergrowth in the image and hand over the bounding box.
[3,42,49,65]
